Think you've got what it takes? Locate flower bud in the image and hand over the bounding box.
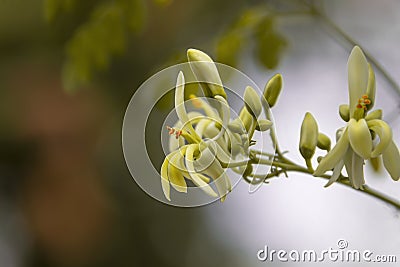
[299,112,319,159]
[317,132,331,151]
[263,74,282,108]
[238,107,254,132]
[256,119,273,131]
[228,119,246,134]
[187,49,227,99]
[339,104,350,122]
[244,86,262,118]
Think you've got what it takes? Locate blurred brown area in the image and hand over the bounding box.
[0,0,250,266]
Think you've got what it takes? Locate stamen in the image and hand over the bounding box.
[356,94,372,111]
[166,126,175,135]
[175,130,182,139]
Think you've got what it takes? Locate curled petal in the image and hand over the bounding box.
[348,46,369,117]
[365,109,382,121]
[198,146,230,201]
[185,144,218,197]
[314,127,349,176]
[160,157,171,201]
[382,140,400,181]
[348,118,372,159]
[168,153,188,193]
[367,119,392,158]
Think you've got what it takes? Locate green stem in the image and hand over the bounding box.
[247,152,400,210]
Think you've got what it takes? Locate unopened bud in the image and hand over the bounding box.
[244,86,262,118]
[263,73,282,108]
[256,119,273,132]
[299,112,319,159]
[339,104,350,122]
[187,48,227,99]
[317,132,331,151]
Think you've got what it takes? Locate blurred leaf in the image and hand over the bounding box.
[216,31,243,66]
[45,0,77,22]
[62,0,147,91]
[119,0,147,33]
[254,16,287,69]
[153,0,173,7]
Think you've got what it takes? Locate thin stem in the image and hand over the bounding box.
[305,158,314,173]
[248,154,400,210]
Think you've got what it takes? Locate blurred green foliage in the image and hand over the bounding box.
[215,7,287,69]
[43,0,288,92]
[47,0,146,91]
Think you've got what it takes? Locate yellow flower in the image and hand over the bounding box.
[161,60,273,201]
[315,46,400,188]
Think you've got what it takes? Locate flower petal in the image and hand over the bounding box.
[324,160,344,187]
[185,144,218,197]
[175,72,201,142]
[160,157,171,201]
[344,149,354,187]
[382,140,400,181]
[168,152,188,193]
[348,46,369,117]
[365,109,382,121]
[314,127,349,176]
[211,95,230,142]
[351,153,365,189]
[197,146,230,201]
[367,119,392,158]
[348,118,372,159]
[366,63,376,110]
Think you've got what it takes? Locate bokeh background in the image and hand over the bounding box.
[1,0,400,266]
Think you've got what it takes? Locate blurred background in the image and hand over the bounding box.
[1,0,400,266]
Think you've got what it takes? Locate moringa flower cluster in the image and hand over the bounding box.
[311,46,400,189]
[160,49,280,201]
